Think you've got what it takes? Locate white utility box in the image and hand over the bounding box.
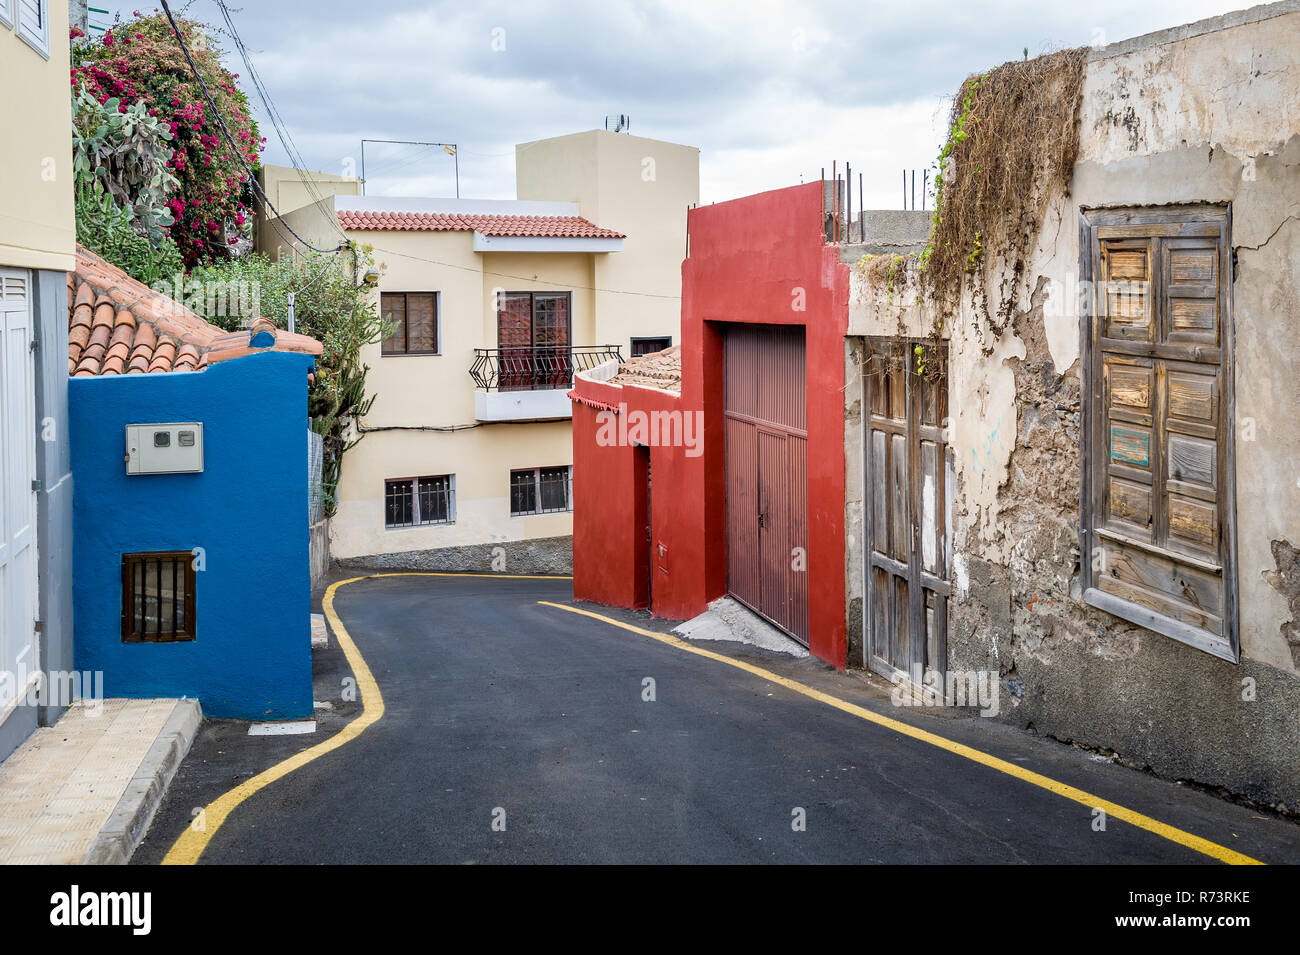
[125,423,204,475]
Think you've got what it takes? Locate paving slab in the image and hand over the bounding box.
[0,698,201,864]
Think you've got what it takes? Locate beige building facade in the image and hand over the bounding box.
[0,0,76,761]
[330,131,698,570]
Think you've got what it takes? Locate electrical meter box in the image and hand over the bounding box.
[125,423,204,475]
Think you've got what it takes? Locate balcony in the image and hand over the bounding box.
[470,345,623,421]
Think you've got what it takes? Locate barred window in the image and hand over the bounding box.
[122,552,196,643]
[510,466,571,516]
[385,475,455,527]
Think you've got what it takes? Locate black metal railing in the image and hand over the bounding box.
[469,345,623,392]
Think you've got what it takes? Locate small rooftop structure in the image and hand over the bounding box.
[608,345,681,393]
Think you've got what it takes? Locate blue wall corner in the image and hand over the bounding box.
[70,352,315,719]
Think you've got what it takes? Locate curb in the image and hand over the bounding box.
[83,699,203,865]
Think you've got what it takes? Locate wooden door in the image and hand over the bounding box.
[863,343,950,682]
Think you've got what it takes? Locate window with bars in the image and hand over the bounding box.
[630,336,672,358]
[385,475,455,527]
[510,466,571,516]
[381,292,439,355]
[1080,206,1238,662]
[121,552,197,643]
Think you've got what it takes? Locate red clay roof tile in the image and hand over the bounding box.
[337,209,625,239]
[608,345,681,392]
[68,246,323,377]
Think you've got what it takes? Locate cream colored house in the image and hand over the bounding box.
[255,163,361,258]
[330,130,698,570]
[0,0,76,760]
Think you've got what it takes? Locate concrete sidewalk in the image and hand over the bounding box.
[0,698,201,864]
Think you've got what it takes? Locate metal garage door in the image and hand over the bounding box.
[0,269,38,715]
[723,324,809,644]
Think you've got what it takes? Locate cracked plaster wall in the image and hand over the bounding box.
[845,6,1300,806]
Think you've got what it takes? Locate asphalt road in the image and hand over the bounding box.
[135,573,1300,864]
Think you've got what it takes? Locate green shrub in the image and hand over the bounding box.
[76,188,184,288]
[187,250,390,516]
[72,83,180,244]
[71,13,262,266]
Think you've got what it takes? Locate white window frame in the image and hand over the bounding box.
[0,0,16,32]
[17,0,50,59]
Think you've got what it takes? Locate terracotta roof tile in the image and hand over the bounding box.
[337,209,625,239]
[68,246,323,377]
[608,345,681,393]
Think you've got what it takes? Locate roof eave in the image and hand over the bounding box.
[471,233,624,253]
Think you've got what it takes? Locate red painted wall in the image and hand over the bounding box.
[571,182,849,667]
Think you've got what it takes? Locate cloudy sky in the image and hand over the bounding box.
[100,0,1249,209]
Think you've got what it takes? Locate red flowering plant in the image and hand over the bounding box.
[71,12,264,266]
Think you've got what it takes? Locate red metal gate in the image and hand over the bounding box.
[723,324,809,644]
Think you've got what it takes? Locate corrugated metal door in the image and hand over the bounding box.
[863,343,951,682]
[0,268,38,715]
[724,324,809,644]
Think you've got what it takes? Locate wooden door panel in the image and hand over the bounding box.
[864,347,950,681]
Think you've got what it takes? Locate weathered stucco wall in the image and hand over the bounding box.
[847,4,1300,808]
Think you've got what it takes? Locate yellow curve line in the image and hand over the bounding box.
[539,600,1264,866]
[162,571,569,864]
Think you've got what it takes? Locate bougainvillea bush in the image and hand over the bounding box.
[71,12,265,266]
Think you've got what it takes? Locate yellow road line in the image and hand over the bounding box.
[539,600,1264,866]
[163,571,568,864]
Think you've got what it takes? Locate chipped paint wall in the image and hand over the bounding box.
[846,3,1300,808]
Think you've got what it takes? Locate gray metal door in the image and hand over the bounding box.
[724,324,809,644]
[863,343,951,681]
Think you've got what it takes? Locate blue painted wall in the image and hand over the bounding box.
[70,351,314,719]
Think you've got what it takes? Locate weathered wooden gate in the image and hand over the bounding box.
[723,324,809,644]
[863,342,951,681]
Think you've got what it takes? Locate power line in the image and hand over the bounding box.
[362,143,448,179]
[211,0,351,246]
[158,0,344,256]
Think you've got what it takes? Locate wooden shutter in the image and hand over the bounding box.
[17,0,47,55]
[533,293,570,348]
[380,293,406,354]
[405,293,437,353]
[497,293,532,348]
[1082,208,1237,661]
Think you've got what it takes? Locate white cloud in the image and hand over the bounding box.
[97,0,1256,208]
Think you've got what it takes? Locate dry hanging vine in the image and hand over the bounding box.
[857,45,1088,378]
[923,47,1089,338]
